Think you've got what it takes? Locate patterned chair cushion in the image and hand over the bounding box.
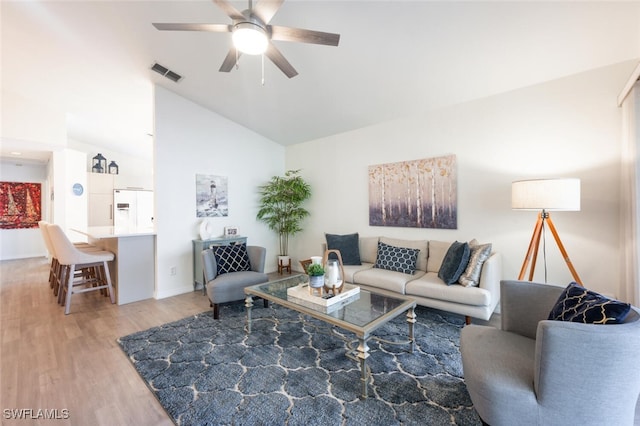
[548,282,631,324]
[213,243,251,276]
[373,241,420,275]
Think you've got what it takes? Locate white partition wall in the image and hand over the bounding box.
[154,86,284,299]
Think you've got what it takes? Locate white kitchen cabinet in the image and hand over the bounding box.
[87,173,114,226]
[114,174,153,190]
[88,173,114,194]
[88,193,113,226]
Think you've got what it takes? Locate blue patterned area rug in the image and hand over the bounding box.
[117,303,482,426]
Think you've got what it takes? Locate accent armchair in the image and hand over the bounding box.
[202,245,269,319]
[461,280,640,426]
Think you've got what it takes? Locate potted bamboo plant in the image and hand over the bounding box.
[256,170,312,265]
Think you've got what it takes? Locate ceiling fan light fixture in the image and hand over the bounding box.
[232,22,268,55]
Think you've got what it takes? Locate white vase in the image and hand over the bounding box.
[309,275,325,288]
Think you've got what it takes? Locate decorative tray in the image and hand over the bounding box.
[286,283,360,313]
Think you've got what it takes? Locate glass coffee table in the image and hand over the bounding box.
[244,274,417,399]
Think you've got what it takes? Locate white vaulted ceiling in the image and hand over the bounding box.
[2,1,640,161]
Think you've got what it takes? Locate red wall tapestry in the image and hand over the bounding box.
[0,182,42,229]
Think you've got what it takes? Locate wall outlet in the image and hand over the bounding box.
[170,266,177,276]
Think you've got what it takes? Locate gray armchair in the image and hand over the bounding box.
[202,245,269,319]
[461,280,640,426]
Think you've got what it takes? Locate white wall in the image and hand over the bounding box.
[154,86,285,299]
[51,149,88,241]
[286,61,635,300]
[0,90,92,258]
[1,91,67,147]
[0,160,48,259]
[68,137,153,189]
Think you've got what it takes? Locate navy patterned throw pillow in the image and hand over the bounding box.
[373,241,420,275]
[213,243,251,276]
[548,282,631,324]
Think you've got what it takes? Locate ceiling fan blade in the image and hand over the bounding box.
[265,43,298,78]
[153,23,232,32]
[219,48,240,72]
[212,0,245,21]
[252,0,284,24]
[270,25,340,46]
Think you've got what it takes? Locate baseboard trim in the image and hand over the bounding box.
[155,285,194,300]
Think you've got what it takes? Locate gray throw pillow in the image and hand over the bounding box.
[325,233,361,265]
[438,241,470,285]
[458,241,492,287]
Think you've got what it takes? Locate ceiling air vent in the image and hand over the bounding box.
[151,62,183,83]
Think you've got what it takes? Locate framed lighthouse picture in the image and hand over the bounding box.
[195,174,228,218]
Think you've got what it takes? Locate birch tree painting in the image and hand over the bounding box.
[369,155,457,229]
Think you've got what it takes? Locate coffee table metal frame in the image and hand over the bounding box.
[244,274,417,399]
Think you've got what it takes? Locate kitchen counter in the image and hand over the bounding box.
[71,227,156,305]
[73,225,156,239]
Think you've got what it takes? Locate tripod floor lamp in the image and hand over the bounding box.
[512,178,583,285]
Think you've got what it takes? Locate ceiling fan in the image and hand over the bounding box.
[152,0,340,78]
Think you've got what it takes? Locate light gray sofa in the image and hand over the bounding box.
[339,236,501,322]
[461,280,640,425]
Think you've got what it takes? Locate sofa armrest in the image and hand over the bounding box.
[247,246,267,273]
[478,251,501,299]
[500,280,564,339]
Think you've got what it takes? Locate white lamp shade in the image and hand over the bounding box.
[512,178,580,211]
[232,23,268,55]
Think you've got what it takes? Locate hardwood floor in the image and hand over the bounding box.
[2,258,639,425]
[1,257,207,425]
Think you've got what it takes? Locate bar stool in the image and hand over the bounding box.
[38,221,58,291]
[47,224,116,314]
[39,221,104,296]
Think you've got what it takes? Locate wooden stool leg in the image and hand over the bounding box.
[64,265,76,315]
[102,261,115,304]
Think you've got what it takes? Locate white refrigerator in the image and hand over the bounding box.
[113,189,154,229]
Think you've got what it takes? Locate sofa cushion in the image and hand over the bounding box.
[342,263,374,283]
[548,282,631,324]
[406,273,491,306]
[374,241,420,275]
[353,267,425,294]
[459,240,492,287]
[438,241,471,285]
[427,241,452,273]
[380,237,428,272]
[326,233,361,265]
[213,243,251,276]
[359,236,380,264]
